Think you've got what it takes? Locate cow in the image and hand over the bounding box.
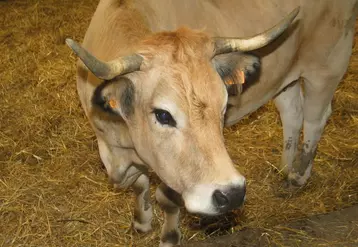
[65,0,357,246]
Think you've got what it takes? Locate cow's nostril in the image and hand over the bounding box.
[212,190,229,208]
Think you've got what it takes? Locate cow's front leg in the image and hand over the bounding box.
[132,173,153,233]
[156,183,183,247]
[97,138,153,232]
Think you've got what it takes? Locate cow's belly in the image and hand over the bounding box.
[224,0,357,126]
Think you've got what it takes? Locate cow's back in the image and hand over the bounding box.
[134,0,300,36]
[134,0,356,37]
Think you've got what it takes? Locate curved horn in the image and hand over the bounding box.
[65,38,143,80]
[214,6,300,55]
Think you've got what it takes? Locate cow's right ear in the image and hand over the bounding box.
[212,52,261,96]
[92,77,135,119]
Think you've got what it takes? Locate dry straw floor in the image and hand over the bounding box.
[1,1,357,246]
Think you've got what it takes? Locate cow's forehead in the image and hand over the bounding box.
[136,28,227,114]
[138,27,215,63]
[147,60,227,117]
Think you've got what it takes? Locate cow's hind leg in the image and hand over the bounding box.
[287,76,336,186]
[287,27,354,186]
[156,183,182,247]
[274,80,303,176]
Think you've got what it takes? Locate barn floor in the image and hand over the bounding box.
[1,0,358,247]
[184,204,358,247]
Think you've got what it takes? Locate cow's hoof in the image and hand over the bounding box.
[274,180,297,198]
[276,174,309,198]
[160,229,181,247]
[287,172,309,187]
[159,241,180,247]
[283,178,300,189]
[133,220,152,233]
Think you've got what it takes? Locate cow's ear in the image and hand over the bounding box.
[92,77,135,118]
[212,52,261,96]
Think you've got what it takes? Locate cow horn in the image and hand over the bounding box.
[65,38,143,80]
[214,6,300,55]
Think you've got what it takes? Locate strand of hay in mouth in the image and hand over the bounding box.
[0,1,357,246]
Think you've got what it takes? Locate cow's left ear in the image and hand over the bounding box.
[212,52,261,96]
[92,77,135,119]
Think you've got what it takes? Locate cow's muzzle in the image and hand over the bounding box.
[182,175,246,216]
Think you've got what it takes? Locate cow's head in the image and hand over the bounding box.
[67,7,299,216]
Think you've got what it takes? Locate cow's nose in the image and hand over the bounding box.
[212,184,246,212]
[213,190,229,208]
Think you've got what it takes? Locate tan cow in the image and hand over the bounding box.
[66,0,357,246]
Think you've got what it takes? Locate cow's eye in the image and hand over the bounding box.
[154,109,176,127]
